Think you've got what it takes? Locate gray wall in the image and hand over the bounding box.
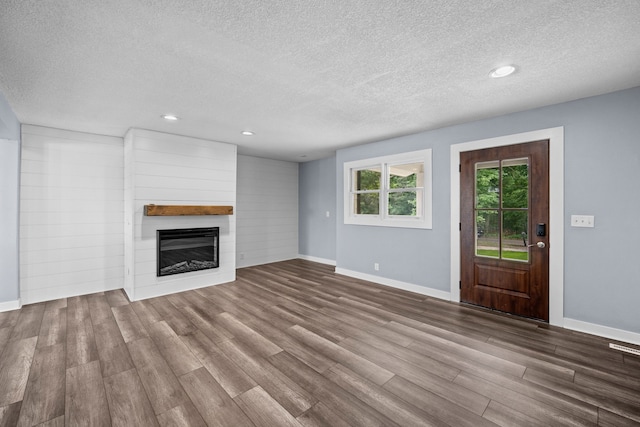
[0,91,21,303]
[237,155,299,268]
[298,155,336,262]
[300,86,640,334]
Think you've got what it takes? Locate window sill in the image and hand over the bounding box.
[344,216,431,229]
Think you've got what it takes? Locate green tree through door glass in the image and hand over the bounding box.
[475,158,529,261]
[502,158,529,261]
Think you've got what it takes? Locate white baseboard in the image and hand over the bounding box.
[0,299,21,312]
[132,271,236,301]
[123,286,134,302]
[335,267,451,301]
[238,255,298,269]
[564,318,640,346]
[20,282,122,305]
[298,254,337,266]
[332,268,640,347]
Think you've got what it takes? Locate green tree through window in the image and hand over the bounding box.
[389,168,418,216]
[345,149,432,229]
[355,168,380,214]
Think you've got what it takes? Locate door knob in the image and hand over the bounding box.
[528,242,546,248]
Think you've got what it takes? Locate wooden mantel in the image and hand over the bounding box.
[144,205,233,216]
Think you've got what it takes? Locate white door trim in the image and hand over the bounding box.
[450,127,564,326]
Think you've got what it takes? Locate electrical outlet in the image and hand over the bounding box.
[374,263,379,271]
[325,211,330,218]
[571,215,595,228]
[239,253,245,260]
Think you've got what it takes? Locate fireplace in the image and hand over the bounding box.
[157,227,219,277]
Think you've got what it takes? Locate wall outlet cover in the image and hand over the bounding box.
[571,215,595,228]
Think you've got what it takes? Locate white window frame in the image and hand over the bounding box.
[344,149,432,229]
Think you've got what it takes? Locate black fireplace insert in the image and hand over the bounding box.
[157,227,219,277]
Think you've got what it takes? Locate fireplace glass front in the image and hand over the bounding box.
[157,227,219,277]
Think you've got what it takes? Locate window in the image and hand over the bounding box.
[475,157,530,262]
[344,149,432,229]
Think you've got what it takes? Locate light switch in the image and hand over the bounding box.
[325,211,330,218]
[571,215,595,228]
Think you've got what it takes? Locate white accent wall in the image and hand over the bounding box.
[236,155,298,268]
[0,138,21,308]
[124,129,236,301]
[0,90,22,306]
[20,125,124,304]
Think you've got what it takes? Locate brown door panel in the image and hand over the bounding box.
[460,140,549,321]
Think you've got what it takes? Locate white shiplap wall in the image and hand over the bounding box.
[20,125,124,304]
[236,155,298,268]
[0,138,21,308]
[124,129,236,300]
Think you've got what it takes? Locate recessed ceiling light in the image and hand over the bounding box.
[490,65,516,78]
[161,114,179,121]
[241,131,254,136]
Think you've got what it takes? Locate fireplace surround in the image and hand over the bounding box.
[157,227,219,277]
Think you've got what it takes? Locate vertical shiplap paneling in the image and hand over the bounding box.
[236,155,298,268]
[20,125,124,304]
[123,131,135,299]
[0,139,20,306]
[125,129,236,300]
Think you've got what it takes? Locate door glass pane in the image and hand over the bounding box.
[502,210,529,262]
[354,167,381,191]
[354,193,379,215]
[502,158,528,208]
[475,161,499,209]
[476,210,499,258]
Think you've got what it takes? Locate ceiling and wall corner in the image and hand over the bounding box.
[0,1,639,162]
[0,91,20,141]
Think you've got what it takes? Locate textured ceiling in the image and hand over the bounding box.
[1,1,639,161]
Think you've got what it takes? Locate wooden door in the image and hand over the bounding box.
[460,140,549,321]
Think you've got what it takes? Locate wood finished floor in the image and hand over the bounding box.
[1,260,639,426]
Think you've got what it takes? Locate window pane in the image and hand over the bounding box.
[475,161,499,209]
[388,191,418,216]
[476,210,499,258]
[389,162,422,189]
[502,210,529,262]
[502,158,529,209]
[354,193,379,214]
[354,167,381,191]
